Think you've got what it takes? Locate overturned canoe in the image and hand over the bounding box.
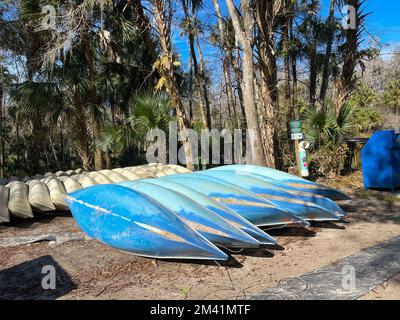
[125,167,156,178]
[160,174,308,227]
[233,172,346,217]
[86,172,113,184]
[55,171,68,177]
[119,180,260,248]
[141,166,167,177]
[99,170,129,183]
[27,180,55,212]
[45,178,69,211]
[7,181,33,218]
[65,170,75,176]
[198,170,341,222]
[73,174,98,188]
[59,176,82,193]
[66,184,228,260]
[210,165,351,201]
[112,168,144,181]
[141,178,276,244]
[0,186,10,223]
[162,164,192,174]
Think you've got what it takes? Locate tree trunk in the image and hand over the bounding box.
[225,0,266,166]
[254,1,283,169]
[82,35,103,170]
[223,57,238,126]
[337,0,363,112]
[212,0,238,128]
[181,0,208,127]
[73,91,91,170]
[309,42,318,107]
[131,0,158,61]
[290,14,299,118]
[231,47,246,128]
[105,150,112,169]
[282,13,293,141]
[150,0,194,170]
[195,31,211,128]
[188,55,194,123]
[0,83,4,178]
[319,0,335,105]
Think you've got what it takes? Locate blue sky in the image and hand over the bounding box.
[362,1,400,52]
[172,0,400,76]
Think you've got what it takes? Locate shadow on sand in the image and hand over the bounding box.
[0,255,76,300]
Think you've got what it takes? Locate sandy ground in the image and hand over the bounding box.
[0,173,399,300]
[360,274,400,300]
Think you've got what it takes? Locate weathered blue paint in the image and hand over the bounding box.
[209,165,351,201]
[141,178,276,245]
[198,170,342,222]
[66,185,228,260]
[241,173,346,217]
[118,181,261,248]
[160,174,308,227]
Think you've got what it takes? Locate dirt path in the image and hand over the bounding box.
[1,174,399,300]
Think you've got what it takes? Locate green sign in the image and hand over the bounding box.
[290,120,303,140]
[290,120,302,134]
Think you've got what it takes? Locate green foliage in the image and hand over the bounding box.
[382,79,400,114]
[302,101,356,177]
[352,106,382,134]
[98,93,172,154]
[349,84,378,109]
[302,102,356,148]
[128,92,172,140]
[10,82,63,121]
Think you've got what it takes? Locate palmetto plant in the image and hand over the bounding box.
[303,101,356,148]
[98,92,172,154]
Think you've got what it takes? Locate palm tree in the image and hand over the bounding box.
[337,0,368,112]
[147,0,195,169]
[98,93,172,154]
[319,0,337,104]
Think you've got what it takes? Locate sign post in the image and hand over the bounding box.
[290,120,303,177]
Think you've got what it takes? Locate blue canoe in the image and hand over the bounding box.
[66,184,227,260]
[209,165,351,201]
[140,178,276,245]
[160,174,308,227]
[119,181,261,248]
[233,172,346,217]
[197,170,342,222]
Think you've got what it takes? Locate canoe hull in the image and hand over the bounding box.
[209,165,351,201]
[119,181,261,248]
[198,171,342,222]
[161,174,308,227]
[66,185,228,261]
[140,178,276,245]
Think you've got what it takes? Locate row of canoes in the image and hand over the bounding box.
[67,164,351,261]
[0,164,191,224]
